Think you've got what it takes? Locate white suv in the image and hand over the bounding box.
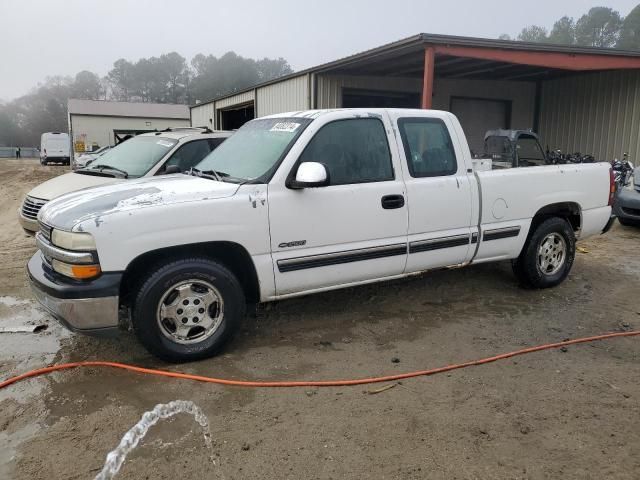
[19,128,232,233]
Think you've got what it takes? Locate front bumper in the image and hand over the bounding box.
[27,253,122,335]
[613,187,640,221]
[18,209,39,234]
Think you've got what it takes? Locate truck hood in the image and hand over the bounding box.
[39,174,241,230]
[28,171,122,201]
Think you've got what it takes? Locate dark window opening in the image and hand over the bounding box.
[219,104,255,130]
[342,88,420,109]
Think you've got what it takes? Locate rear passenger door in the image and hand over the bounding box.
[268,113,408,296]
[389,112,475,272]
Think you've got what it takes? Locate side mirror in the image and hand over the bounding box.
[289,162,330,189]
[163,165,181,175]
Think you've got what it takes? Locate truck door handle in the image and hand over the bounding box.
[381,194,405,209]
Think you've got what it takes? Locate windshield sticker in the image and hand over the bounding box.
[270,122,301,133]
[157,140,174,148]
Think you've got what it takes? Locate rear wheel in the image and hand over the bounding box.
[132,257,245,362]
[512,217,575,289]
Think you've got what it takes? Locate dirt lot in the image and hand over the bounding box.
[0,158,639,480]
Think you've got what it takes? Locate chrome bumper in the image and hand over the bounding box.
[27,253,121,334]
[31,282,119,332]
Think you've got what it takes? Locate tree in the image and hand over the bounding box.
[618,4,640,49]
[160,52,188,104]
[575,7,623,47]
[256,57,293,82]
[548,16,576,45]
[107,59,135,101]
[72,71,103,100]
[498,34,512,41]
[2,49,295,146]
[517,25,548,42]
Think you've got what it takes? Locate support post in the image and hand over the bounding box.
[421,47,435,109]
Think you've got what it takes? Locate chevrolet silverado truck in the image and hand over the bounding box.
[28,109,616,362]
[19,128,231,233]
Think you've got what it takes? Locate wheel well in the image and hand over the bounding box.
[531,202,581,233]
[120,242,260,306]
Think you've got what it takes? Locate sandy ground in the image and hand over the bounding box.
[0,158,639,480]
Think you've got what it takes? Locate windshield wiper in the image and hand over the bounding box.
[187,167,236,182]
[187,167,219,181]
[86,164,129,178]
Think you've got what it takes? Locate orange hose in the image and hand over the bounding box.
[1,330,638,390]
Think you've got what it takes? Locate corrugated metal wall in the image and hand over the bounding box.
[215,91,255,110]
[257,74,309,116]
[539,70,640,161]
[190,102,215,128]
[433,78,536,130]
[316,75,422,108]
[71,115,190,148]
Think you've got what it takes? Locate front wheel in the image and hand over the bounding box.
[512,217,576,289]
[132,258,245,362]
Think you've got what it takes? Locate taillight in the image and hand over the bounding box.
[608,167,615,206]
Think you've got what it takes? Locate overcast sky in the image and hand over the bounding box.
[1,0,639,101]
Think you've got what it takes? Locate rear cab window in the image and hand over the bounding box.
[397,118,458,177]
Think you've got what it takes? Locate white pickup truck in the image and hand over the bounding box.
[28,109,616,362]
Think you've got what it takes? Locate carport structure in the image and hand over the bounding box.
[191,34,640,160]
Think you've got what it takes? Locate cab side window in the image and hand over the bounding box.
[398,118,457,177]
[297,118,394,185]
[163,139,213,172]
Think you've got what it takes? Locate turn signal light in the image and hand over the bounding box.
[51,259,101,280]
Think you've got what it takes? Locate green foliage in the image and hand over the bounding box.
[0,50,293,147]
[506,4,639,49]
[548,16,576,45]
[575,7,622,47]
[618,4,640,49]
[517,25,548,42]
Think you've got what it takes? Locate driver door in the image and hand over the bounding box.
[267,114,408,296]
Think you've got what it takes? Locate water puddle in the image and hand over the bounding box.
[0,296,70,403]
[95,400,219,480]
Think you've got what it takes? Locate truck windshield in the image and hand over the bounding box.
[82,136,177,178]
[195,117,311,182]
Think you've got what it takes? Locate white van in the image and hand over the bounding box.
[40,132,70,165]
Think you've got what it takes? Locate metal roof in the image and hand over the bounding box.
[69,99,190,119]
[192,33,640,109]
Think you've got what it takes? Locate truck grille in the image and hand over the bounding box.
[21,196,47,221]
[39,222,53,242]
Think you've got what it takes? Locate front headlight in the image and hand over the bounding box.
[51,229,96,251]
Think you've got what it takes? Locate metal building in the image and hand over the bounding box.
[68,99,190,153]
[190,33,640,160]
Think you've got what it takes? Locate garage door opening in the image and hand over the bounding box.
[342,88,421,108]
[218,103,255,130]
[450,97,511,156]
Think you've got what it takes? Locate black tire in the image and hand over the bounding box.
[618,217,640,227]
[40,159,47,166]
[132,257,245,362]
[512,217,576,289]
